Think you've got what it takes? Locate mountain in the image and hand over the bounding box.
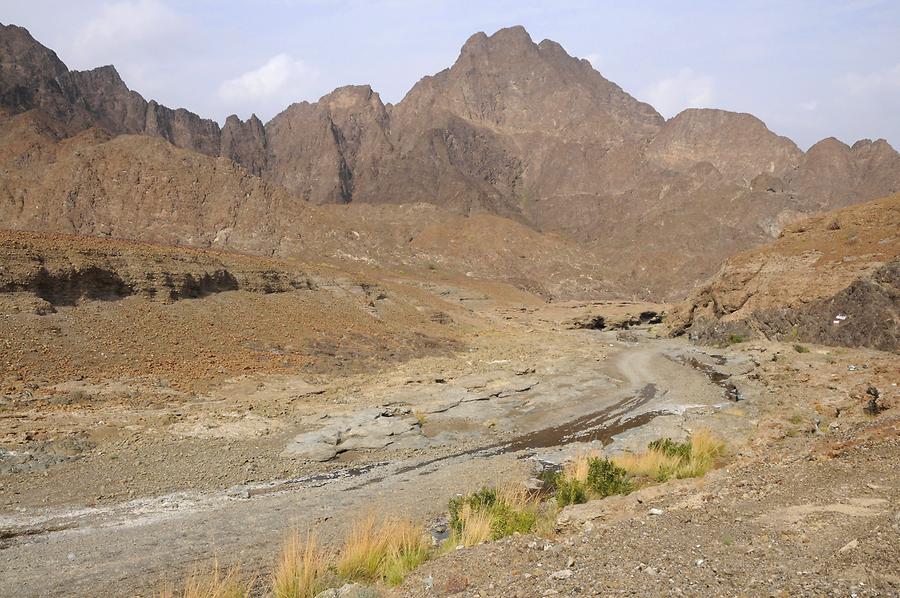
[0,106,615,299]
[669,193,900,351]
[2,22,899,299]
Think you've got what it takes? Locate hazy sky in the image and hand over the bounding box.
[3,0,899,149]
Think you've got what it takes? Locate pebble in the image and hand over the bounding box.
[550,569,573,580]
[649,508,664,516]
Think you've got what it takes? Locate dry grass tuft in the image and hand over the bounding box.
[272,531,330,598]
[336,515,429,586]
[457,506,493,547]
[562,450,601,483]
[614,429,724,482]
[159,559,250,598]
[447,484,541,547]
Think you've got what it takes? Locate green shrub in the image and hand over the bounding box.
[489,502,537,539]
[725,334,745,345]
[448,486,540,546]
[793,344,810,353]
[585,457,632,497]
[555,477,587,507]
[647,438,692,460]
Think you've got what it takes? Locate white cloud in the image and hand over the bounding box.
[643,68,714,118]
[218,54,320,115]
[841,63,900,95]
[72,0,187,62]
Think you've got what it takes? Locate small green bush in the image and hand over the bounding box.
[555,477,587,507]
[647,438,692,460]
[585,457,632,497]
[725,334,745,345]
[489,502,537,539]
[793,344,810,353]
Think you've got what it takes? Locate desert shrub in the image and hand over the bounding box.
[615,430,724,482]
[447,485,540,546]
[794,344,810,353]
[585,457,632,497]
[647,438,692,460]
[725,334,745,345]
[555,476,587,507]
[448,487,497,535]
[336,515,429,586]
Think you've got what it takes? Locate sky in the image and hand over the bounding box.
[3,0,899,149]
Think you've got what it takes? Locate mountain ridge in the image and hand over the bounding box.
[2,21,899,298]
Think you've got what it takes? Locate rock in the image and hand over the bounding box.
[314,583,377,598]
[550,569,573,580]
[838,539,859,554]
[524,477,544,492]
[648,508,664,516]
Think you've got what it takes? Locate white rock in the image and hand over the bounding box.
[649,508,664,516]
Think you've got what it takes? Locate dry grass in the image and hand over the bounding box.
[562,450,601,483]
[447,483,541,548]
[456,506,493,547]
[159,559,250,598]
[336,515,430,586]
[614,429,724,482]
[272,531,330,598]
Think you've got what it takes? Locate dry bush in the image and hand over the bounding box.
[159,559,250,598]
[272,531,330,598]
[336,515,429,586]
[614,429,724,482]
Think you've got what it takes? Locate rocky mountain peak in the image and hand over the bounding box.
[647,108,802,181]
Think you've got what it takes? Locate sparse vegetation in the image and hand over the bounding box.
[724,334,745,346]
[550,453,632,507]
[164,437,725,596]
[614,430,724,482]
[448,485,540,546]
[794,344,810,353]
[160,560,250,598]
[272,532,330,598]
[337,515,429,586]
[553,475,587,507]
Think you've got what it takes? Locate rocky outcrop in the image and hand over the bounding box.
[221,113,267,175]
[646,109,802,182]
[0,229,314,309]
[265,85,393,204]
[670,194,900,351]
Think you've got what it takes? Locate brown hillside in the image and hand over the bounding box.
[670,194,900,351]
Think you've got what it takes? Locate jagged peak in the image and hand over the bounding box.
[458,25,537,60]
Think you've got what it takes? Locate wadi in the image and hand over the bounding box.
[0,17,897,598]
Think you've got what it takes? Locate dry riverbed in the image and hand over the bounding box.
[0,295,897,596]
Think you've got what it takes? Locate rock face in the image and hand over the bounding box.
[265,85,393,204]
[2,22,900,299]
[669,194,900,351]
[0,229,313,307]
[0,23,227,157]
